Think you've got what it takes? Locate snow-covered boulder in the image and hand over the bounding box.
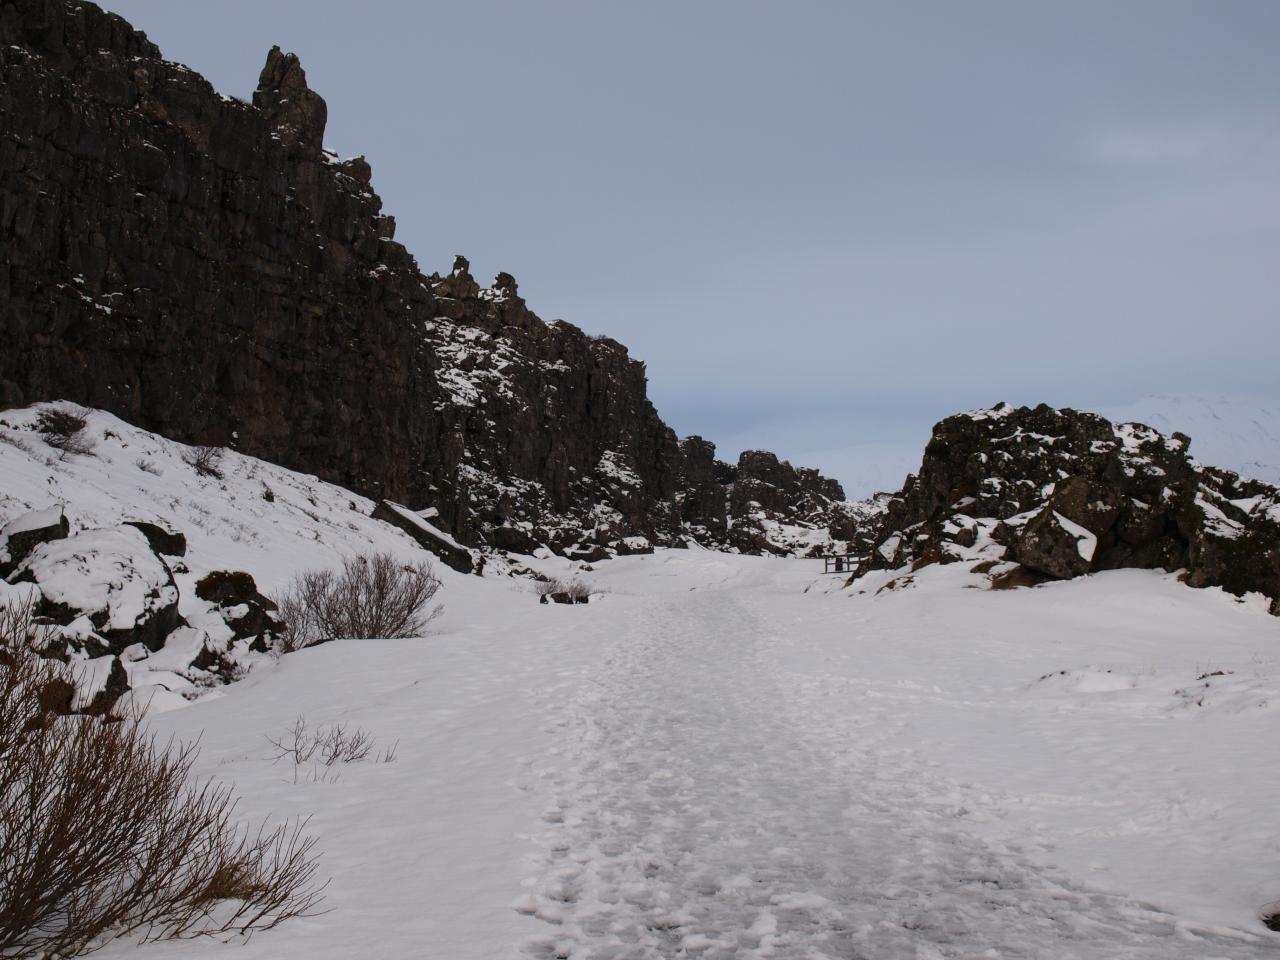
[0,505,69,576]
[193,570,283,647]
[10,526,181,653]
[372,500,476,573]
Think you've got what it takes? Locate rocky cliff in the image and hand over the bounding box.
[0,0,852,557]
[849,403,1280,614]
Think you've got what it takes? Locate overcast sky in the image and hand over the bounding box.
[106,0,1280,494]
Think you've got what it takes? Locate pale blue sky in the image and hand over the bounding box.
[105,1,1280,493]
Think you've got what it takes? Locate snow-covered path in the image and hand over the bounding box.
[519,581,1274,959]
[77,550,1278,960]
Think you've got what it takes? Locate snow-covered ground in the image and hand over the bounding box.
[3,408,1279,957]
[70,556,1275,960]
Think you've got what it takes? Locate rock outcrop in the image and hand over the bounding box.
[670,438,865,556]
[2,506,282,712]
[0,0,849,558]
[849,403,1280,614]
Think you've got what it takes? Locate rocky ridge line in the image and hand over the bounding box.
[0,0,853,560]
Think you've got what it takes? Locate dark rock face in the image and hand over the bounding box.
[850,403,1280,613]
[676,437,728,537]
[0,0,849,557]
[252,45,326,159]
[680,446,863,557]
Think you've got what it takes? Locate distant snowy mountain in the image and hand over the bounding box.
[1099,394,1280,483]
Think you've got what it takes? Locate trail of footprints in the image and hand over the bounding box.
[515,593,1271,959]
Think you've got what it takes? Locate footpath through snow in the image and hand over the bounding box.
[85,551,1278,959]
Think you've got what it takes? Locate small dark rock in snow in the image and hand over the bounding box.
[195,570,262,606]
[195,570,282,645]
[0,505,69,576]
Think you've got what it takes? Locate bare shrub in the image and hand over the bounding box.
[0,593,56,656]
[0,600,326,956]
[135,458,161,476]
[266,715,375,768]
[275,552,442,651]
[564,579,591,603]
[184,445,223,479]
[35,407,94,457]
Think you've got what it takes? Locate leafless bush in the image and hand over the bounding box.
[0,602,326,957]
[565,579,591,602]
[184,445,223,479]
[275,552,442,651]
[0,593,56,656]
[266,715,375,768]
[135,458,162,476]
[36,407,94,457]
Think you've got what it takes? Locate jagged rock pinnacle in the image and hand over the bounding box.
[494,272,519,297]
[252,45,327,158]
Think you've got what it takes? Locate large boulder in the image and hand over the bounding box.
[9,526,181,652]
[372,500,475,573]
[1047,476,1121,537]
[1012,509,1097,580]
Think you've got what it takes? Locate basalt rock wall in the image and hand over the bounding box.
[0,0,850,554]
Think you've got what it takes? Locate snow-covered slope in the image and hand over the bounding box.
[3,406,1279,955]
[0,406,434,597]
